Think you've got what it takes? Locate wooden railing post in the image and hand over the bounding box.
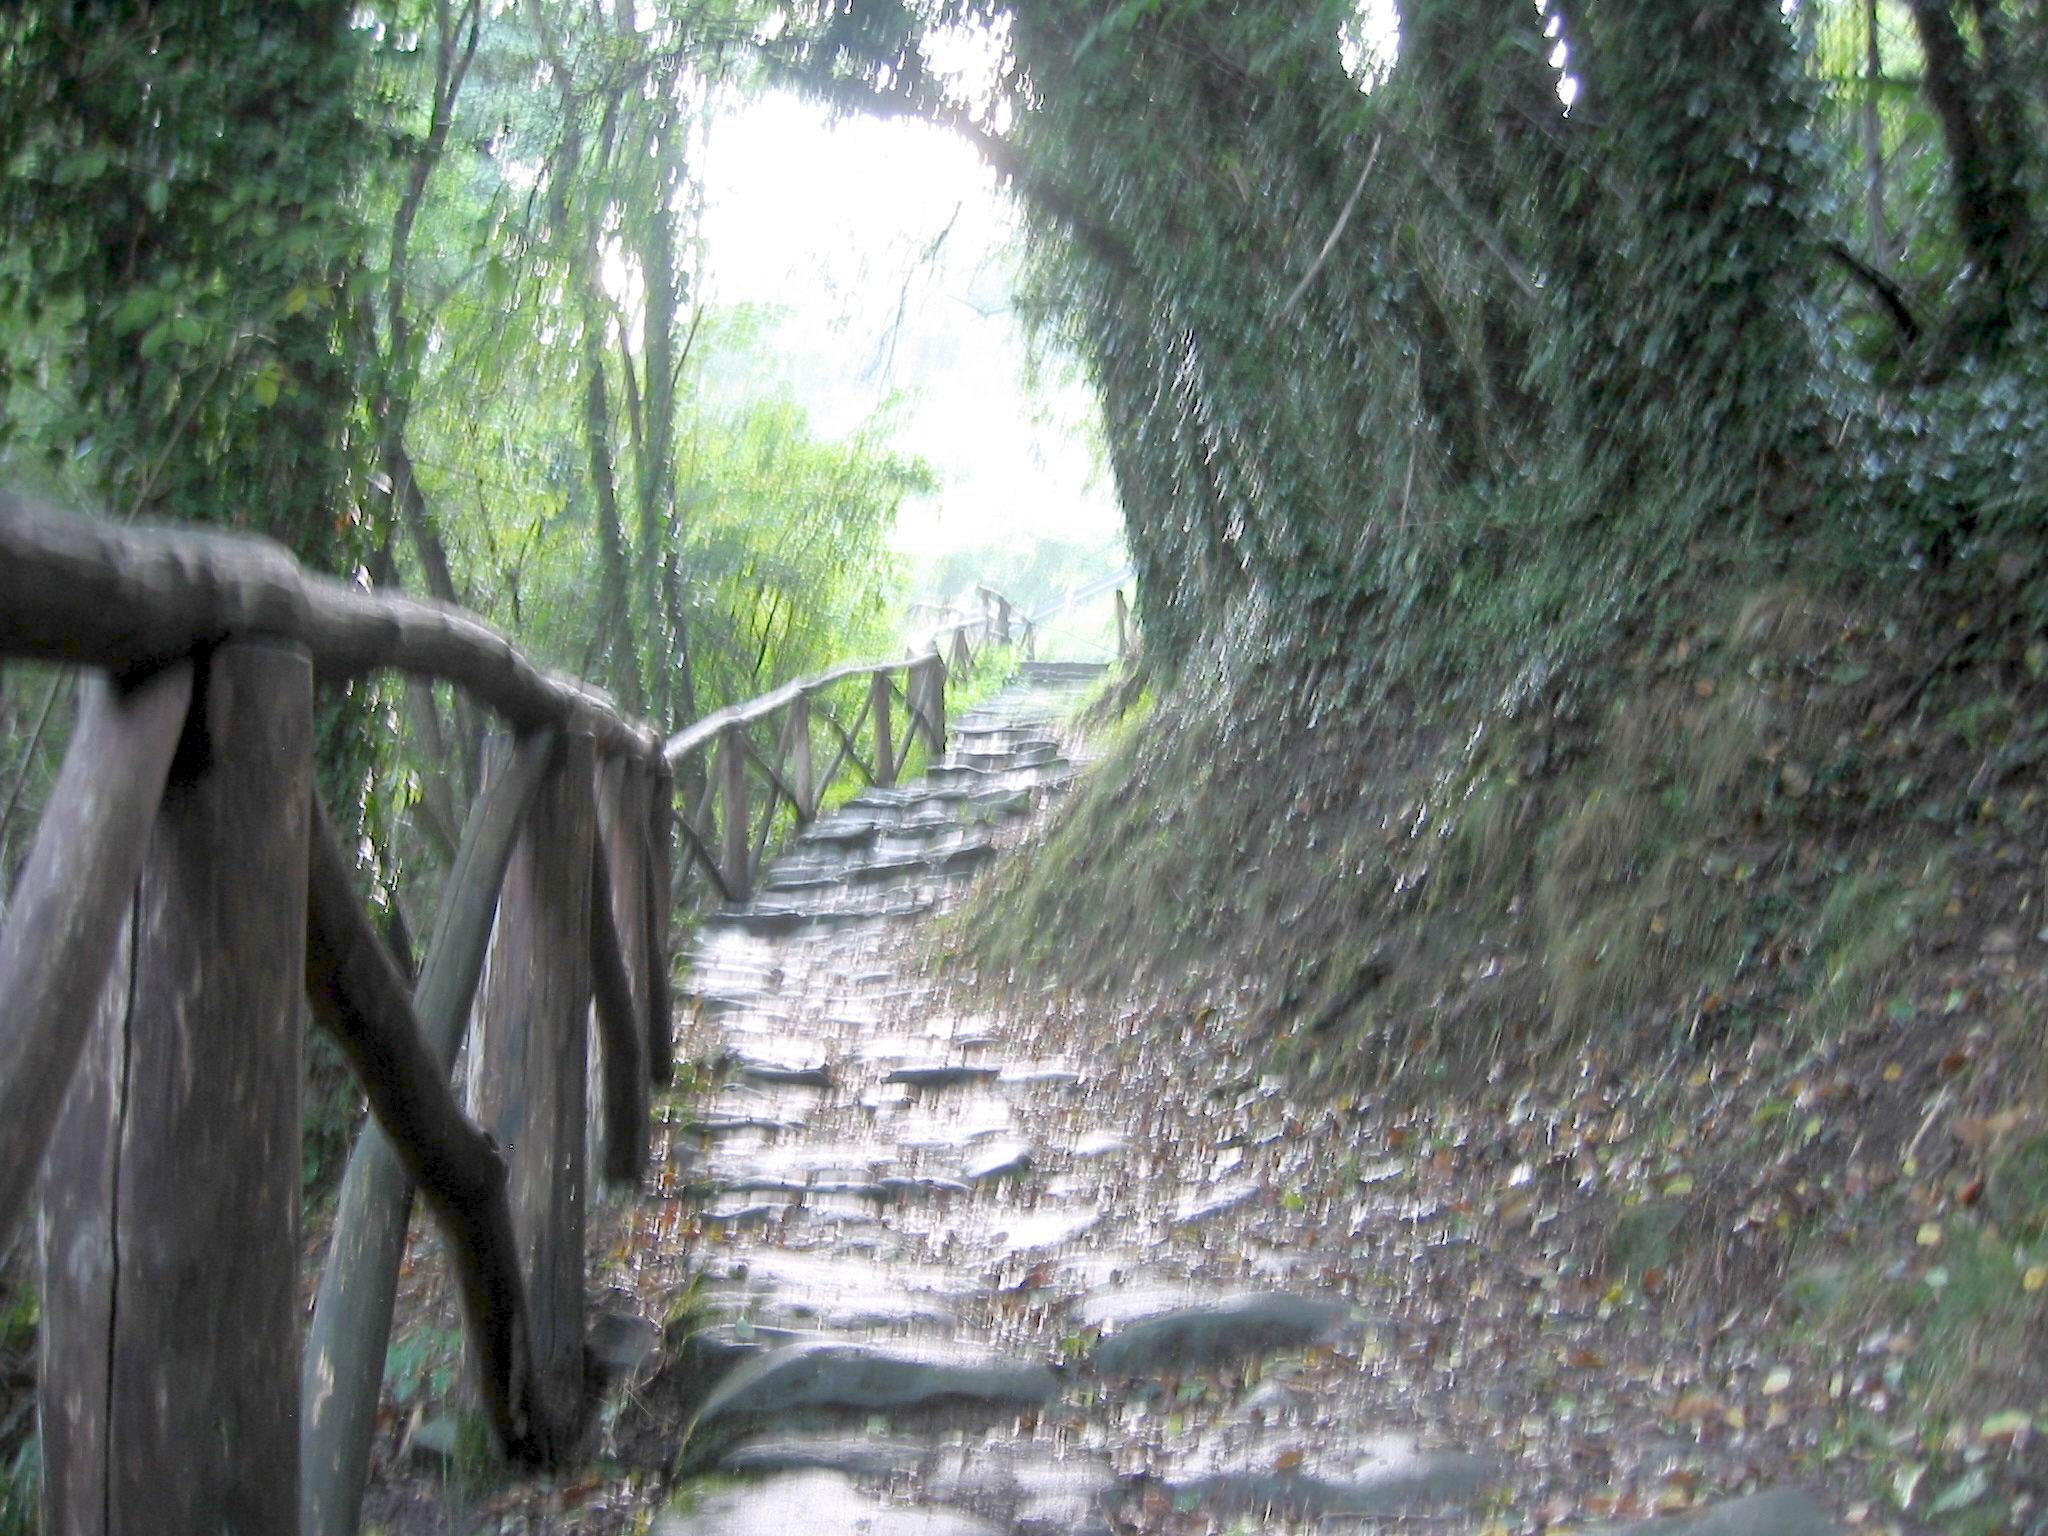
[870,669,895,789]
[950,627,972,683]
[467,730,595,1439]
[590,755,650,1186]
[717,723,750,903]
[301,730,556,1536]
[644,762,675,1086]
[1116,588,1130,663]
[0,663,190,1245]
[994,594,1012,645]
[42,641,312,1536]
[789,691,813,820]
[913,651,946,757]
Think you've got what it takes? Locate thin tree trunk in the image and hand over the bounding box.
[1863,0,1894,269]
[1906,0,2028,290]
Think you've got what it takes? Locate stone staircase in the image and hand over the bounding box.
[599,660,1833,1536]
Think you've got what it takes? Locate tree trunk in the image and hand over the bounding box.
[1907,0,2030,297]
[1863,0,1895,269]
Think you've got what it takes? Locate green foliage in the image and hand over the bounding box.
[769,0,2045,720]
[383,1323,462,1409]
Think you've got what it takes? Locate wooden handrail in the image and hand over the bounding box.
[0,490,658,761]
[662,654,900,765]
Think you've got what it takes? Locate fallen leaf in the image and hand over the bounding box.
[1916,1221,1943,1248]
[1762,1366,1793,1396]
[1893,1462,1926,1510]
[1979,1409,2031,1444]
[1930,1467,1990,1514]
[1672,1390,1721,1422]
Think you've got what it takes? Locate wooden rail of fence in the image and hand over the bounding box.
[660,582,1034,906]
[0,490,1063,1536]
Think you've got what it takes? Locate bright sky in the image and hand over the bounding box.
[694,92,1122,573]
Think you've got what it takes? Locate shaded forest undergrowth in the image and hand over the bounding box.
[948,564,2048,1535]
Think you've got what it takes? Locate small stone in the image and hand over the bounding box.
[962,1137,1034,1184]
[587,1308,661,1379]
[405,1414,465,1470]
[1071,1130,1126,1159]
[1172,1177,1258,1225]
[886,1062,1001,1089]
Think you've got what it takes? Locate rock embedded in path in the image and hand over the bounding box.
[655,1470,1002,1536]
[997,1060,1084,1088]
[1157,1431,1489,1519]
[924,1443,1121,1536]
[733,1056,834,1089]
[1172,1177,1260,1226]
[961,1136,1034,1184]
[1585,1491,1838,1536]
[587,1307,661,1381]
[1070,1129,1125,1158]
[1079,1287,1362,1376]
[688,1337,1062,1433]
[886,1062,1001,1090]
[719,1435,927,1479]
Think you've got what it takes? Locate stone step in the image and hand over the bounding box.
[656,1470,1003,1536]
[1075,1287,1366,1375]
[1016,661,1108,684]
[678,1339,1065,1472]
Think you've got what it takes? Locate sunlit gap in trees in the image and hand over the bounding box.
[694,77,1123,639]
[1340,1,1576,106]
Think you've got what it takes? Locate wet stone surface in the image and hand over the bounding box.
[593,665,1842,1535]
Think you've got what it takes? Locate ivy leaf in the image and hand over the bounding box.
[110,289,163,336]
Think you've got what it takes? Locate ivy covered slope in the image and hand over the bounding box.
[785,0,2048,1517]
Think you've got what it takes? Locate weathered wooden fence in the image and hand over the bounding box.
[0,491,1067,1536]
[664,582,1038,905]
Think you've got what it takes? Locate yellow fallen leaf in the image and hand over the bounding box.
[1672,1391,1721,1422]
[1762,1366,1793,1396]
[1664,1173,1696,1197]
[1916,1221,1943,1248]
[2023,1266,2047,1293]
